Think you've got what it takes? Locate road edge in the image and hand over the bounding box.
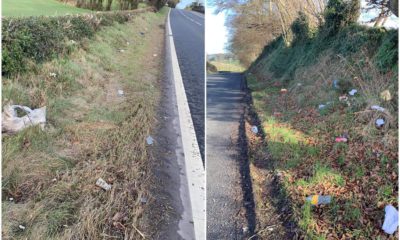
[166,9,206,240]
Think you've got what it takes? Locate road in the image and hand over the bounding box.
[170,9,205,160]
[207,72,248,239]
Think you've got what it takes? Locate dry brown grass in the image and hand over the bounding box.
[2,8,167,240]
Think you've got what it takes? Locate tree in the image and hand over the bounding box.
[363,0,398,27]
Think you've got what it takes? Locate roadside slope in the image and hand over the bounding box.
[246,16,398,240]
[2,9,168,239]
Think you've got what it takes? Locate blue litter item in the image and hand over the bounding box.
[146,136,154,145]
[332,79,339,89]
[376,119,385,127]
[251,126,258,134]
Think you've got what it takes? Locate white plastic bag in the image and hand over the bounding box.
[382,205,399,234]
[2,105,46,133]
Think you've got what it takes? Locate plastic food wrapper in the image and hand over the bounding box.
[349,89,357,96]
[2,105,46,133]
[335,137,347,143]
[306,195,331,205]
[251,126,258,134]
[382,205,398,234]
[380,90,392,101]
[318,104,326,110]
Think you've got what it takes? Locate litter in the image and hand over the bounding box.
[70,40,76,44]
[49,72,57,77]
[382,205,398,234]
[117,90,124,96]
[153,54,157,57]
[381,90,392,101]
[118,49,125,53]
[297,83,302,86]
[332,79,339,89]
[9,198,13,201]
[280,89,288,94]
[371,105,385,112]
[318,104,326,110]
[348,89,357,96]
[140,197,148,204]
[146,136,154,145]
[126,41,130,45]
[242,226,249,233]
[306,195,331,205]
[376,118,385,128]
[251,126,258,134]
[96,178,112,191]
[335,137,347,143]
[2,105,46,133]
[19,225,25,230]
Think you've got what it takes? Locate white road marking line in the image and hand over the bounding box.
[167,9,205,240]
[178,10,202,26]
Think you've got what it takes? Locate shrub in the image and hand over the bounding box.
[1,8,153,76]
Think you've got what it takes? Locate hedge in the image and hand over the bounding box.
[1,7,154,76]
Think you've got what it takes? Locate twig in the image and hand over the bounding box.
[133,225,146,239]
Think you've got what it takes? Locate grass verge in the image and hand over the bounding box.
[2,7,168,239]
[246,25,398,239]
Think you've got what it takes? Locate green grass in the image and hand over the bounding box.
[2,0,92,17]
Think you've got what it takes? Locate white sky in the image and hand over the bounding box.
[206,1,399,54]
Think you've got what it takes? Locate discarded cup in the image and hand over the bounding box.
[382,205,398,234]
[371,105,385,112]
[96,178,112,191]
[306,195,331,205]
[146,136,154,145]
[251,126,258,134]
[376,118,385,128]
[348,89,357,96]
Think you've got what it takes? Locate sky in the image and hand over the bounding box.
[205,1,399,54]
[177,0,205,9]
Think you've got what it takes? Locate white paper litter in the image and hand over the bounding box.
[371,105,385,112]
[251,126,258,134]
[376,118,385,127]
[117,90,124,96]
[49,72,57,77]
[19,225,25,230]
[96,178,111,191]
[382,205,399,234]
[146,136,154,145]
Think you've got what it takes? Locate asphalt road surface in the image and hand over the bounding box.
[207,72,247,239]
[170,9,205,160]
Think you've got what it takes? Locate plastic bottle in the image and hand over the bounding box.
[306,195,331,205]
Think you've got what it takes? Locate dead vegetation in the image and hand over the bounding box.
[2,8,167,239]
